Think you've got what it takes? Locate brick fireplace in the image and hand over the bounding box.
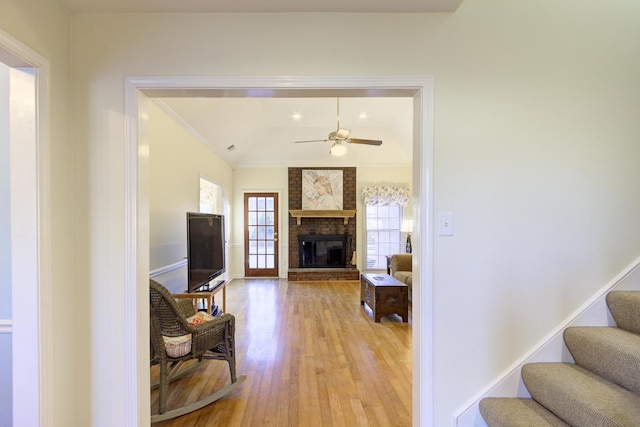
[288,167,360,281]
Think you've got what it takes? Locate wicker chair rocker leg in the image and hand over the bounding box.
[151,374,247,423]
[150,360,203,391]
[228,326,237,382]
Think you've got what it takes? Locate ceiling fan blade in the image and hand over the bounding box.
[294,139,329,143]
[348,138,383,146]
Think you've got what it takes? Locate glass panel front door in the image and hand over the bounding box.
[244,193,279,277]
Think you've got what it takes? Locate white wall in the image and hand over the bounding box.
[149,100,233,274]
[64,2,640,426]
[0,59,12,427]
[0,2,74,426]
[432,3,640,422]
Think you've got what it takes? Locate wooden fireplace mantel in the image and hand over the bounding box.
[289,209,357,226]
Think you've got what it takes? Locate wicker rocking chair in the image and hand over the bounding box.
[150,279,245,423]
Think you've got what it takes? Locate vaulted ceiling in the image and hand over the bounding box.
[155,96,414,168]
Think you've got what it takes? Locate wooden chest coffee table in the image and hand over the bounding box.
[360,273,409,322]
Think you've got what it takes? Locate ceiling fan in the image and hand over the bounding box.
[294,98,382,156]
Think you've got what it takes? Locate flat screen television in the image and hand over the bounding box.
[186,212,226,293]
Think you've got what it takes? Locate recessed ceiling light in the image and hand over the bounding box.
[292,112,302,120]
[359,112,368,119]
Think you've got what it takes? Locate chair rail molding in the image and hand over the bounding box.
[0,319,12,334]
[149,260,187,278]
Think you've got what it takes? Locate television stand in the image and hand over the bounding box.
[193,279,225,293]
[172,280,228,316]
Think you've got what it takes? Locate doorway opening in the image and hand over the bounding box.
[126,77,434,426]
[0,31,52,427]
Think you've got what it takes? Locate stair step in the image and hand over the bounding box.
[523,362,640,426]
[479,397,569,427]
[607,291,640,334]
[564,326,640,394]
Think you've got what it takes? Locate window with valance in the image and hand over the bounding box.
[361,186,409,269]
[361,186,410,207]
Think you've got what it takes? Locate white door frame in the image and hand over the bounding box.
[0,28,52,427]
[124,76,434,426]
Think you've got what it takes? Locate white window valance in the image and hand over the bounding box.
[361,186,410,206]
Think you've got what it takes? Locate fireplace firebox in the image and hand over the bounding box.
[298,234,348,268]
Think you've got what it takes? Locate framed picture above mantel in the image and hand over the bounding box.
[301,169,343,210]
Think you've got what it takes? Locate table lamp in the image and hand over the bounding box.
[401,219,413,253]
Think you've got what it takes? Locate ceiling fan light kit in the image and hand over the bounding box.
[294,97,383,156]
[330,141,347,157]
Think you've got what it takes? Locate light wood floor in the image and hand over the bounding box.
[152,279,412,426]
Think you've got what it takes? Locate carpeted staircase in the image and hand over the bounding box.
[480,291,640,426]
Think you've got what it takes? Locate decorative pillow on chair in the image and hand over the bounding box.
[187,311,216,326]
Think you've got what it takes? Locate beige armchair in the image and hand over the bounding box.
[390,253,413,300]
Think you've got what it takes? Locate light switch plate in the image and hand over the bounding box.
[439,212,454,236]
